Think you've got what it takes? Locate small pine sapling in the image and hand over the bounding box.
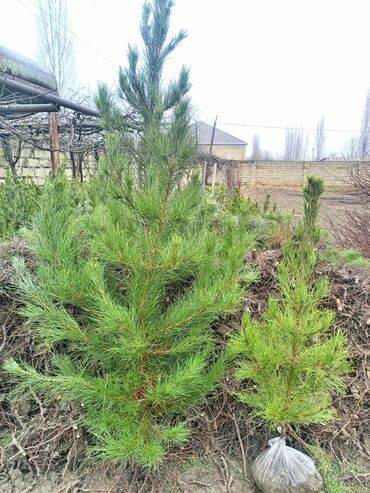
[229,175,349,431]
[297,175,325,244]
[228,240,350,430]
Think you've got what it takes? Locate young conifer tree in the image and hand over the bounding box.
[95,0,192,183]
[228,177,350,432]
[4,0,255,467]
[297,175,325,244]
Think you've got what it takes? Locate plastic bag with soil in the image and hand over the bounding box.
[251,437,323,493]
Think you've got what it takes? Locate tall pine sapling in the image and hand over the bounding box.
[5,151,253,467]
[95,0,192,182]
[4,1,255,467]
[228,177,350,432]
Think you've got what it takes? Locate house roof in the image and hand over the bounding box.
[195,121,247,146]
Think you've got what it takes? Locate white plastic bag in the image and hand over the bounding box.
[251,437,323,493]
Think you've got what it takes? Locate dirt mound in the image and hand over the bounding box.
[0,242,368,491]
[310,262,370,462]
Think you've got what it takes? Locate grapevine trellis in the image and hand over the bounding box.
[0,96,103,182]
[0,46,103,181]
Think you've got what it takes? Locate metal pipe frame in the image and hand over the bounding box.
[0,103,59,113]
[0,75,99,117]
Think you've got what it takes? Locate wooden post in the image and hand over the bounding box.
[210,115,218,188]
[49,112,60,175]
[211,158,218,188]
[201,159,207,188]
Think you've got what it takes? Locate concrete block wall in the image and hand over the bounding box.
[0,145,94,183]
[211,160,370,189]
[1,147,369,189]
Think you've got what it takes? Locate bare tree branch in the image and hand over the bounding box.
[315,115,326,160]
[342,136,358,160]
[37,0,76,97]
[356,89,370,159]
[284,127,307,160]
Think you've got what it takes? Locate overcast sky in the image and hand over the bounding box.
[1,0,370,157]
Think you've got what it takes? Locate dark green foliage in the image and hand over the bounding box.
[297,175,325,244]
[0,175,40,237]
[95,0,195,182]
[97,0,190,129]
[262,193,271,215]
[228,240,350,429]
[210,185,293,248]
[211,185,260,218]
[226,188,260,217]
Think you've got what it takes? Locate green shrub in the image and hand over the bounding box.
[210,186,294,247]
[0,175,40,237]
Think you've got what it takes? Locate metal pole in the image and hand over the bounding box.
[49,112,60,175]
[0,75,99,117]
[0,103,59,113]
[209,116,218,156]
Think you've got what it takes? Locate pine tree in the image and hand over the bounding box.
[95,0,192,182]
[5,152,253,467]
[228,179,350,431]
[3,1,255,465]
[297,175,325,244]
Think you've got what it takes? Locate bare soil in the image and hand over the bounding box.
[245,188,362,230]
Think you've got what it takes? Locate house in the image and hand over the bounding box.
[195,121,247,160]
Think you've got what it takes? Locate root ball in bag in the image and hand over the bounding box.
[252,438,323,493]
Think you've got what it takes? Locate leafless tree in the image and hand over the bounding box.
[341,136,358,160]
[37,0,76,97]
[356,89,370,159]
[250,134,262,160]
[332,166,370,257]
[249,134,274,160]
[283,127,308,160]
[315,115,326,160]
